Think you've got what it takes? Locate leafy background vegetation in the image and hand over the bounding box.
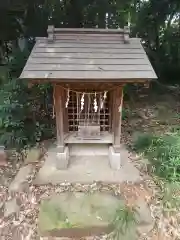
[133,131,180,182]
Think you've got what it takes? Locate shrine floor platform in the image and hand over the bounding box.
[34,147,142,185]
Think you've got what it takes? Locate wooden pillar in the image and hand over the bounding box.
[54,85,65,152]
[62,90,69,133]
[112,86,123,153]
[109,91,113,132]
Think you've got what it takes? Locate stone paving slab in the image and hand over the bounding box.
[9,165,33,192]
[38,192,124,238]
[24,148,42,164]
[38,192,154,238]
[4,198,19,218]
[34,148,142,185]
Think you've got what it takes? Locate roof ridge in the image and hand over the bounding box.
[47,25,130,43]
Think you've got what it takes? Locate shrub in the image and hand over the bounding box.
[133,132,180,182]
[132,132,155,152]
[0,78,29,150]
[0,48,55,152]
[0,78,55,151]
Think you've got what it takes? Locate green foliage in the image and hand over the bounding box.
[122,108,130,120]
[0,48,55,151]
[133,132,155,152]
[110,204,138,240]
[134,0,180,81]
[133,132,180,182]
[0,78,55,150]
[0,77,29,150]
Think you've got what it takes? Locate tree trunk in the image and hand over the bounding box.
[98,0,107,28]
[67,0,84,28]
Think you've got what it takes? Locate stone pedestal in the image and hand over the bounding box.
[56,146,69,170]
[108,146,121,170]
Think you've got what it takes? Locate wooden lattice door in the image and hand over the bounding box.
[68,91,111,139]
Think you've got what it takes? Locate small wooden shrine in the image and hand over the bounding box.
[20,26,157,170]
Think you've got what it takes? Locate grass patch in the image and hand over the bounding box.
[110,204,138,240]
[133,131,180,182]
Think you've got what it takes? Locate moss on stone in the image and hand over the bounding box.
[38,192,124,234]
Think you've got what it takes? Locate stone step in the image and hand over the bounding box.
[38,193,154,239]
[64,132,113,144]
[38,192,124,238]
[69,143,109,156]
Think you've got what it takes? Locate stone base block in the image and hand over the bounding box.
[39,192,122,238]
[108,146,121,170]
[56,146,69,170]
[69,143,109,156]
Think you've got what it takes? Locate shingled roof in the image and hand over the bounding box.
[20,26,157,82]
